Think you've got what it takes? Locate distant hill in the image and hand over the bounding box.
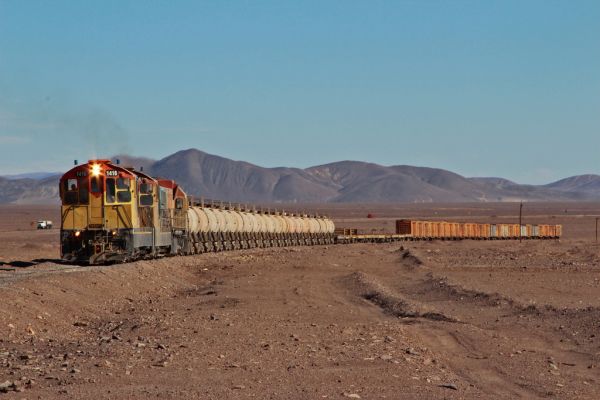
[544,174,600,195]
[0,172,60,180]
[0,175,60,204]
[1,148,598,204]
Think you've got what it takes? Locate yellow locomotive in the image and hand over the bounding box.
[60,160,189,263]
[60,160,336,264]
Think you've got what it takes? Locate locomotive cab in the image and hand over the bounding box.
[60,160,188,264]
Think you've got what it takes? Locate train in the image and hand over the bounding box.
[59,160,562,264]
[60,160,335,264]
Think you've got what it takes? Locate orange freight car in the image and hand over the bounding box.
[481,224,491,239]
[432,222,440,238]
[395,220,561,240]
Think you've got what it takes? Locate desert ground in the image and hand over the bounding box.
[1,203,600,399]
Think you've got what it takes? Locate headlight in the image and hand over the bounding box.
[91,164,101,176]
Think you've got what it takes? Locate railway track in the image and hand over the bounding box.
[335,234,560,244]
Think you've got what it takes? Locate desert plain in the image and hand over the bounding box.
[1,202,600,399]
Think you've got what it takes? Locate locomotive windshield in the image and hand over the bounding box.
[90,176,102,193]
[106,177,132,203]
[106,178,116,203]
[117,178,132,202]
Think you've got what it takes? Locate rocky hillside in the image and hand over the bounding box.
[0,176,60,204]
[544,175,600,194]
[1,149,598,204]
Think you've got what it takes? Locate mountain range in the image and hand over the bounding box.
[2,148,600,204]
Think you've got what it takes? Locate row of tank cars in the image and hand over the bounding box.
[60,160,335,264]
[187,205,336,253]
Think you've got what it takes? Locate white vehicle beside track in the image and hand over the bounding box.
[36,220,53,230]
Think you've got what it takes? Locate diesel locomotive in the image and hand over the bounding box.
[60,160,335,264]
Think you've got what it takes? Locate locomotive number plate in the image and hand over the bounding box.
[106,170,118,177]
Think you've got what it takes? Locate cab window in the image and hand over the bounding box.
[140,194,153,206]
[117,178,130,190]
[66,179,77,191]
[63,179,78,205]
[117,190,131,202]
[78,178,89,204]
[116,178,131,202]
[159,188,167,209]
[139,181,154,206]
[106,178,116,203]
[106,177,131,204]
[91,176,103,193]
[63,178,90,205]
[175,198,183,209]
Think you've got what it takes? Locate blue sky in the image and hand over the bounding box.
[0,1,598,183]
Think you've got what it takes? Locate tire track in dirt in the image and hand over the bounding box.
[413,267,600,361]
[342,271,457,322]
[340,246,600,399]
[340,269,545,398]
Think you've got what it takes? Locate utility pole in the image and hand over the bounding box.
[519,202,523,243]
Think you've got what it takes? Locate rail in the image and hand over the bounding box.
[335,233,561,244]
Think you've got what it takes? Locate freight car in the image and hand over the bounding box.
[395,219,562,240]
[335,220,562,244]
[60,160,335,264]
